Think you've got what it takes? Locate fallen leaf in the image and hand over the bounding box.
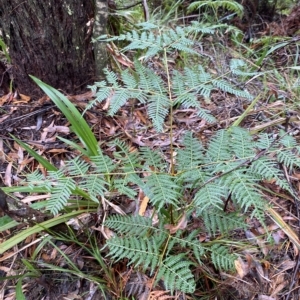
[234,257,249,278]
[164,213,187,234]
[139,196,149,216]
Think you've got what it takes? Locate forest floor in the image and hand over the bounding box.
[1,4,300,300]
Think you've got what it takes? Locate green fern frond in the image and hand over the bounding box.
[278,131,298,147]
[230,59,262,77]
[210,244,237,270]
[27,171,51,190]
[201,209,247,235]
[91,150,116,174]
[187,22,231,35]
[106,234,164,272]
[108,89,132,116]
[178,169,208,187]
[113,139,141,172]
[277,149,300,171]
[105,69,119,87]
[121,69,138,91]
[177,132,204,170]
[169,230,205,264]
[212,79,252,99]
[140,147,166,171]
[104,215,155,236]
[157,254,195,293]
[255,133,276,150]
[206,129,231,161]
[193,183,228,212]
[145,173,181,209]
[113,174,138,199]
[148,94,170,132]
[222,170,263,211]
[47,177,76,214]
[196,108,217,123]
[65,156,90,176]
[79,174,108,202]
[188,0,244,18]
[86,83,111,111]
[229,127,255,158]
[250,157,291,191]
[172,67,216,122]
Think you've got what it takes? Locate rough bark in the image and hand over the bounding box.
[0,0,106,98]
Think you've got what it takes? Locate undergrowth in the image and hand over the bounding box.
[2,16,300,297]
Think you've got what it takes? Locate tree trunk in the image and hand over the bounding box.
[0,0,106,98]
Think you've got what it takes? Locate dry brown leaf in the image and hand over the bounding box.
[258,296,276,300]
[164,213,187,234]
[93,226,115,240]
[139,196,149,216]
[149,290,175,300]
[43,125,70,134]
[102,90,114,110]
[270,280,289,298]
[234,257,249,278]
[22,194,51,203]
[4,162,12,187]
[0,139,5,163]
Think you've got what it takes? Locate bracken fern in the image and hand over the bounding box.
[26,127,300,292]
[23,21,300,294]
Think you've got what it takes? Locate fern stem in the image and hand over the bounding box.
[163,49,176,224]
[148,233,172,298]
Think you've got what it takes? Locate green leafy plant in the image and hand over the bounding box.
[23,125,300,293]
[187,0,244,20]
[2,20,300,295]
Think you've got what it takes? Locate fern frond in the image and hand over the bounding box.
[196,108,217,123]
[79,174,108,202]
[114,174,138,199]
[187,22,230,35]
[229,127,255,158]
[106,234,164,272]
[230,59,261,77]
[201,209,247,235]
[65,156,90,176]
[193,183,228,212]
[166,27,198,55]
[140,147,166,171]
[172,67,217,122]
[144,174,181,209]
[255,133,276,150]
[108,89,132,116]
[91,149,116,174]
[210,244,237,270]
[278,131,298,147]
[113,139,141,172]
[222,170,263,211]
[168,230,205,264]
[86,84,112,111]
[177,132,204,170]
[277,149,300,171]
[27,171,51,190]
[250,157,291,191]
[212,79,252,99]
[47,177,76,214]
[148,94,170,132]
[178,169,208,188]
[104,215,155,236]
[157,254,195,293]
[188,0,244,18]
[206,129,231,161]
